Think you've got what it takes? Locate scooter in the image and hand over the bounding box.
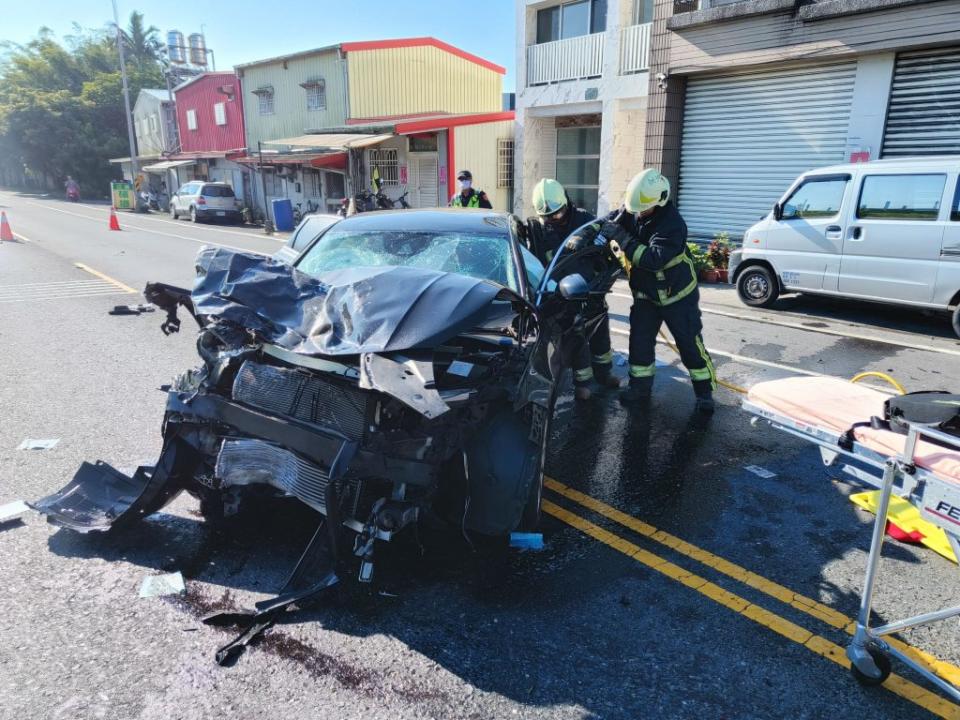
[66,187,80,203]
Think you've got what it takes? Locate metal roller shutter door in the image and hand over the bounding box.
[678,62,856,239]
[882,47,960,158]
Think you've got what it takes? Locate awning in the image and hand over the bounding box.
[232,151,346,167]
[262,133,393,150]
[141,159,195,173]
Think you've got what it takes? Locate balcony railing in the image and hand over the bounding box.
[619,23,652,75]
[526,32,604,86]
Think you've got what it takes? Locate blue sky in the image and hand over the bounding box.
[1,0,518,91]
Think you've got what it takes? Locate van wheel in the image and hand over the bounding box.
[737,266,780,308]
[952,304,960,340]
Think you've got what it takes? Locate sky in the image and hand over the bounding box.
[0,0,518,91]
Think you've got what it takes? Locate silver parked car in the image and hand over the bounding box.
[170,181,242,224]
[730,157,960,338]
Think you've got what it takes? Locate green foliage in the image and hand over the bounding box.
[707,231,731,269]
[0,14,164,197]
[687,242,710,274]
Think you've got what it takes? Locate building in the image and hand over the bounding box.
[514,0,655,217]
[111,88,180,187]
[644,0,960,239]
[151,71,251,203]
[234,37,513,216]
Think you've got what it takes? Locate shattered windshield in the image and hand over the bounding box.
[296,229,520,292]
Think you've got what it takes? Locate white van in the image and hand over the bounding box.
[729,157,960,338]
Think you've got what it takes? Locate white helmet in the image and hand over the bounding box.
[624,169,670,214]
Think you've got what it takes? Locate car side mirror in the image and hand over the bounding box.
[559,273,590,301]
[773,203,783,221]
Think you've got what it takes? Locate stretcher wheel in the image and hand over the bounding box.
[850,644,891,687]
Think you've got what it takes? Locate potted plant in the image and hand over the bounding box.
[688,242,716,282]
[707,232,732,283]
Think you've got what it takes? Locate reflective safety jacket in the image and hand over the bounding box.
[621,201,698,306]
[450,189,492,209]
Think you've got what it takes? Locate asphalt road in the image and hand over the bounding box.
[1,191,960,720]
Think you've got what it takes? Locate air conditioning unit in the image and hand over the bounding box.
[275,166,296,179]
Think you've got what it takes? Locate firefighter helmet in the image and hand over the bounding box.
[531,178,569,216]
[624,169,670,214]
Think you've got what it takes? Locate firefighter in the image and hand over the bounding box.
[530,178,619,400]
[572,169,717,413]
[449,170,492,209]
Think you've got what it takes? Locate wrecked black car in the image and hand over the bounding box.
[33,209,615,611]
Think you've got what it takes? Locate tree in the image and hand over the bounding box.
[0,16,164,197]
[118,11,161,68]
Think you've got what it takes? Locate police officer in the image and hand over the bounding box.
[595,169,717,413]
[530,178,619,400]
[449,170,492,209]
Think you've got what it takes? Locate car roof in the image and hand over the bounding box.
[331,208,512,234]
[806,155,960,176]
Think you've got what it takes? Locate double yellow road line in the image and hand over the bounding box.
[543,476,960,719]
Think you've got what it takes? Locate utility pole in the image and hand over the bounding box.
[112,0,142,211]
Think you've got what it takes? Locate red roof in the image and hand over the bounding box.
[340,37,506,75]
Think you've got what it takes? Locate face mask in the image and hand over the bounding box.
[545,207,567,225]
[460,179,472,191]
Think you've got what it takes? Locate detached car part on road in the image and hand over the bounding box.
[31,210,617,659]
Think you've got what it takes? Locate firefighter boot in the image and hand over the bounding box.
[693,380,715,415]
[619,376,653,407]
[593,363,622,390]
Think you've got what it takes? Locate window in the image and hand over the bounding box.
[325,171,345,200]
[857,174,946,221]
[297,230,520,292]
[408,134,438,152]
[497,138,514,188]
[304,169,322,197]
[255,88,275,116]
[781,176,849,220]
[186,109,198,131]
[263,169,284,197]
[214,102,227,126]
[951,177,960,222]
[303,80,326,111]
[368,148,399,187]
[201,184,235,198]
[634,0,654,24]
[555,126,600,214]
[536,0,606,42]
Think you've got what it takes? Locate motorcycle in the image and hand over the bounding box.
[338,190,411,217]
[66,187,80,203]
[293,199,320,225]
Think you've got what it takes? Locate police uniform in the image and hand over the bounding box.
[450,188,492,209]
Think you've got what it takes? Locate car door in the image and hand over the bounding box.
[767,174,852,291]
[936,173,960,308]
[838,172,947,303]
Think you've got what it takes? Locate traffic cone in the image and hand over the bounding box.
[0,212,14,242]
[108,207,121,231]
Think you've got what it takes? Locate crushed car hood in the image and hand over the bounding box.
[192,248,519,356]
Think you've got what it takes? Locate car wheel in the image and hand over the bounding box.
[190,206,199,223]
[170,204,178,220]
[952,303,960,340]
[737,265,780,308]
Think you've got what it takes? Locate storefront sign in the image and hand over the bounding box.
[111,181,134,210]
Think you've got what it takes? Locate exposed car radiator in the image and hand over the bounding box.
[215,438,331,513]
[232,360,367,439]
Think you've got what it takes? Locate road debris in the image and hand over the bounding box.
[509,532,544,550]
[0,500,30,525]
[109,303,156,316]
[139,571,186,598]
[17,438,59,450]
[744,465,777,479]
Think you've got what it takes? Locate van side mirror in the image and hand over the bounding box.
[773,203,783,221]
[559,273,590,301]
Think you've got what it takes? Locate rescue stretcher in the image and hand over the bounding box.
[743,376,960,699]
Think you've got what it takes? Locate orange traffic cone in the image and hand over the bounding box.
[108,207,121,231]
[0,212,14,242]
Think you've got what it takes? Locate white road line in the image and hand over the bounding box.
[18,200,268,254]
[0,280,107,289]
[610,290,960,358]
[610,327,822,377]
[0,289,128,303]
